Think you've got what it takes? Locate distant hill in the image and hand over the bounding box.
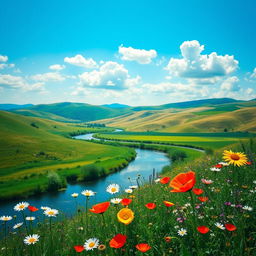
[102,103,130,109]
[0,104,33,110]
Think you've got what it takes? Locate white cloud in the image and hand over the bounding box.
[0,63,15,69]
[78,61,140,90]
[0,55,8,62]
[31,72,65,82]
[49,64,65,71]
[143,82,189,93]
[250,68,256,79]
[118,45,157,64]
[165,40,238,78]
[64,54,97,68]
[220,76,240,91]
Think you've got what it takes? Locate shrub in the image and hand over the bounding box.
[46,172,66,192]
[80,164,106,181]
[170,150,187,162]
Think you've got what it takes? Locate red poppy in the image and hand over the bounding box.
[164,236,172,242]
[163,201,175,207]
[197,226,210,234]
[109,234,127,248]
[160,177,170,184]
[89,202,110,214]
[214,164,223,168]
[28,205,39,212]
[145,203,156,210]
[74,245,84,252]
[121,198,132,206]
[198,196,209,202]
[225,223,237,231]
[192,188,204,195]
[135,243,151,252]
[169,171,196,192]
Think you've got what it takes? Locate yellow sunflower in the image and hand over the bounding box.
[223,150,248,167]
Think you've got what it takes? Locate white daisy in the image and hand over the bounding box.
[253,180,256,184]
[44,209,59,217]
[13,222,23,229]
[218,161,229,166]
[243,206,253,211]
[14,202,29,211]
[177,228,187,236]
[71,193,79,198]
[0,216,12,221]
[125,188,133,194]
[215,222,225,230]
[110,198,122,204]
[154,178,160,183]
[129,185,138,189]
[24,234,40,245]
[210,167,221,172]
[81,190,95,197]
[41,206,51,211]
[106,184,120,194]
[26,217,35,221]
[84,238,99,251]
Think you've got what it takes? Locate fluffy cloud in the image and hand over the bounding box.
[250,68,256,79]
[64,54,97,68]
[49,64,65,71]
[165,40,238,78]
[220,76,240,91]
[119,45,157,64]
[31,72,65,82]
[0,55,8,62]
[0,63,15,69]
[79,61,140,90]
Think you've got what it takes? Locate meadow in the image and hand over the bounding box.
[0,139,255,255]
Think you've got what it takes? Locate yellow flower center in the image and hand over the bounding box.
[48,211,54,215]
[121,213,130,220]
[231,153,240,160]
[29,238,36,243]
[111,187,117,192]
[19,205,25,209]
[89,242,95,248]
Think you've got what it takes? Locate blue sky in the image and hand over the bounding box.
[0,0,255,105]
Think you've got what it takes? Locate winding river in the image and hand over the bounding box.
[0,132,170,220]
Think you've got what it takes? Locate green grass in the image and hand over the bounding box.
[1,139,255,255]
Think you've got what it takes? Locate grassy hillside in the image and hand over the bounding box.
[95,105,256,133]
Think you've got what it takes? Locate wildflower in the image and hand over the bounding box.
[177,228,187,236]
[218,161,229,166]
[78,227,84,231]
[98,244,106,251]
[225,223,237,231]
[41,206,51,211]
[89,202,110,214]
[74,245,84,252]
[213,164,223,168]
[136,243,151,252]
[0,216,12,221]
[24,234,40,245]
[154,178,160,183]
[223,150,248,166]
[243,206,253,211]
[125,189,133,194]
[121,198,132,206]
[215,222,225,230]
[163,201,175,207]
[71,193,79,198]
[210,167,221,172]
[81,190,95,197]
[106,184,120,194]
[169,171,196,192]
[201,179,213,185]
[44,209,59,217]
[164,236,172,242]
[28,206,38,212]
[192,188,204,195]
[117,208,134,225]
[197,226,210,234]
[109,234,127,248]
[14,202,29,211]
[145,203,156,210]
[129,185,138,189]
[110,198,122,204]
[84,238,99,251]
[246,161,252,165]
[160,177,170,184]
[13,222,23,229]
[198,197,209,202]
[26,217,35,221]
[224,202,232,206]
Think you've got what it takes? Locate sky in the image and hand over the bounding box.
[0,0,256,106]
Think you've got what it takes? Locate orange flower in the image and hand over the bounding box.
[192,188,204,195]
[145,203,156,210]
[198,196,209,202]
[89,202,110,214]
[74,245,84,252]
[135,243,151,252]
[163,201,175,207]
[164,236,172,242]
[121,198,132,206]
[169,171,196,192]
[225,223,237,231]
[117,208,134,225]
[197,226,210,234]
[28,206,39,212]
[160,177,170,184]
[109,234,127,248]
[214,164,223,168]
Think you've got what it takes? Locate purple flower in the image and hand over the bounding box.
[224,202,231,206]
